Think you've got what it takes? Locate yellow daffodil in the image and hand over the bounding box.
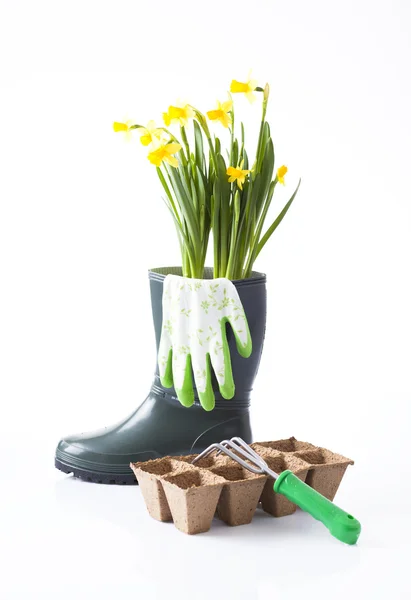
[138,121,165,146]
[277,165,288,185]
[147,142,182,168]
[207,99,233,128]
[163,103,195,127]
[113,120,135,141]
[227,160,251,190]
[230,75,258,103]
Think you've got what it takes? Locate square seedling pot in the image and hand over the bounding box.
[251,448,311,517]
[294,448,354,501]
[209,464,267,526]
[252,437,315,454]
[162,469,225,534]
[175,453,236,469]
[130,458,193,522]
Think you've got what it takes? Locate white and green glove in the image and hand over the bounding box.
[158,275,252,411]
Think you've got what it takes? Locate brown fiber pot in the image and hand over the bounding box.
[252,446,311,517]
[130,457,194,521]
[294,448,354,501]
[162,469,225,534]
[210,464,267,526]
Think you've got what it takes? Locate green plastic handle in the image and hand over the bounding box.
[274,470,361,545]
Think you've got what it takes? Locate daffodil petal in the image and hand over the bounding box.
[277,165,288,184]
[221,100,233,112]
[113,122,129,132]
[230,80,249,93]
[166,155,179,168]
[220,113,231,128]
[148,151,161,166]
[140,133,152,146]
[166,142,182,154]
[207,110,221,121]
[169,106,184,119]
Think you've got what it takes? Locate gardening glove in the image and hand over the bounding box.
[158,275,252,411]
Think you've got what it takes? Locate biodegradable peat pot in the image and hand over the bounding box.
[130,458,193,522]
[252,437,315,454]
[294,448,354,501]
[162,469,225,534]
[210,464,267,526]
[177,453,237,469]
[252,446,311,517]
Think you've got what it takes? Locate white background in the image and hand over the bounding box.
[1,0,410,598]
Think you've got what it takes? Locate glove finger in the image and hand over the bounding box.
[226,309,252,358]
[158,337,173,388]
[195,354,215,411]
[174,353,195,408]
[208,319,235,400]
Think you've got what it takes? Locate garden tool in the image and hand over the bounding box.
[192,437,361,545]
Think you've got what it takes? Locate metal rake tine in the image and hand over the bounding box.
[218,437,267,469]
[229,437,268,464]
[216,439,266,474]
[218,438,258,463]
[215,437,255,459]
[192,442,228,462]
[216,441,265,474]
[192,441,264,474]
[216,436,264,466]
[228,437,280,479]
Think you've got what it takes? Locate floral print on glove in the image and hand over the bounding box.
[158,275,252,411]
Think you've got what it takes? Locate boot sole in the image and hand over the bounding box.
[55,458,137,485]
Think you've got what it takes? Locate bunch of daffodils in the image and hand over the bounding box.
[113,76,300,279]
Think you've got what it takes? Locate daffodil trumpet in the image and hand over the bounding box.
[113,77,301,280]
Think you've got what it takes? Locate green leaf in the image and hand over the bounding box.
[256,137,275,218]
[242,149,249,171]
[161,196,196,273]
[215,153,230,275]
[190,178,198,213]
[156,167,181,225]
[212,190,219,277]
[255,121,271,174]
[166,165,200,248]
[193,120,205,172]
[256,179,301,259]
[243,180,276,276]
[226,190,241,279]
[231,138,238,168]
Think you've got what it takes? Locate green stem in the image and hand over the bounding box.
[225,191,240,279]
[180,125,191,161]
[243,180,276,276]
[156,167,181,225]
[254,85,269,176]
[229,102,235,166]
[254,179,301,265]
[191,107,218,173]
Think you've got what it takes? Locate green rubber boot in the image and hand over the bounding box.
[55,267,266,484]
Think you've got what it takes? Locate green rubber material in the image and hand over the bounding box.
[274,470,361,545]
